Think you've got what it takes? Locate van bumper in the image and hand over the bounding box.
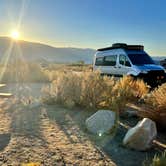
[136,70,166,87]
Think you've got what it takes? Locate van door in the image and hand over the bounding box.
[117,54,131,76]
[102,55,118,75]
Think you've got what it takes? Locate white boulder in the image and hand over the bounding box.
[123,118,157,151]
[85,110,116,135]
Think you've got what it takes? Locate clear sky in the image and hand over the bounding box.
[0,0,166,55]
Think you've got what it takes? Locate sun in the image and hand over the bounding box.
[10,30,20,40]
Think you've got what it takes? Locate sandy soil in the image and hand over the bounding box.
[0,83,164,166]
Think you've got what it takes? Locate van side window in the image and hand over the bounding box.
[119,55,131,67]
[95,57,104,66]
[103,55,117,66]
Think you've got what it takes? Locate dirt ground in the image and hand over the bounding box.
[0,83,165,166]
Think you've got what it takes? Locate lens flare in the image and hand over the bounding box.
[11,30,20,40]
[99,133,102,137]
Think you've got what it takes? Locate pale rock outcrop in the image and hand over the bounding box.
[123,118,157,151]
[85,110,116,135]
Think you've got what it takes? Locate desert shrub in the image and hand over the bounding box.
[127,77,149,98]
[143,151,166,166]
[46,64,92,80]
[79,72,115,109]
[45,69,63,82]
[42,71,116,109]
[112,76,149,113]
[0,62,49,83]
[138,83,166,128]
[42,71,148,112]
[114,76,148,99]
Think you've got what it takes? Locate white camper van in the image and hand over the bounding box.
[93,43,166,87]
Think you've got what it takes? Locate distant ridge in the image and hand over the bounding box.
[152,56,166,61]
[0,37,95,64]
[0,37,165,64]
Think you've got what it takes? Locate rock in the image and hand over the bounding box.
[85,110,116,135]
[123,118,157,151]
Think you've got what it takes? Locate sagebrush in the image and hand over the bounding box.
[42,71,148,112]
[0,62,49,83]
[139,83,166,128]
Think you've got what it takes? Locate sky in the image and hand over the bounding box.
[0,0,166,55]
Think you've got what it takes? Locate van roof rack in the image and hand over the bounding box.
[97,43,144,51]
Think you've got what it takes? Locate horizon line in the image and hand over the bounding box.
[0,35,96,50]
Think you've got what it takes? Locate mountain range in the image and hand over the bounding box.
[0,37,95,64]
[0,37,165,65]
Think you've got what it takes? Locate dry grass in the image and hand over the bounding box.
[150,151,166,166]
[42,71,115,109]
[143,151,166,166]
[112,76,148,113]
[21,163,40,166]
[138,83,166,128]
[45,64,92,82]
[0,62,49,83]
[42,71,148,113]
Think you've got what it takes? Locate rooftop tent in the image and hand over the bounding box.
[97,43,144,51]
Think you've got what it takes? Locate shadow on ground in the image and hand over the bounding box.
[45,104,160,166]
[0,133,11,151]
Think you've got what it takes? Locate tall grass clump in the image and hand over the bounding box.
[112,76,148,113]
[151,151,166,166]
[143,151,166,166]
[139,83,166,128]
[42,71,148,112]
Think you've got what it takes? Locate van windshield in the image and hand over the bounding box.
[128,53,155,65]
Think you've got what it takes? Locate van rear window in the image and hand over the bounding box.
[128,54,154,65]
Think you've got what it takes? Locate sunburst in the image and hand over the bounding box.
[10,30,20,40]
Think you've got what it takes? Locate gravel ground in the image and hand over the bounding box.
[0,84,115,166]
[0,83,164,166]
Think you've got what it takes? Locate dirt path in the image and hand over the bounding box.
[0,83,116,166]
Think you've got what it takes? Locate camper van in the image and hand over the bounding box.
[93,43,166,87]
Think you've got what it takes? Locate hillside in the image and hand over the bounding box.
[0,37,95,64]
